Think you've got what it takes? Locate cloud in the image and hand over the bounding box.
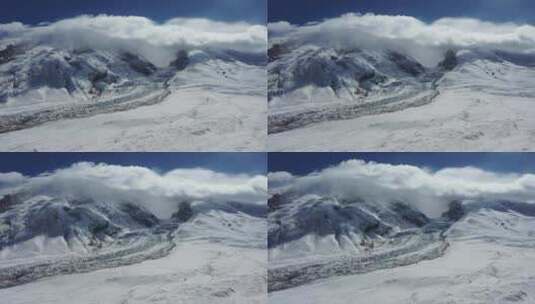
[1,162,267,218]
[269,13,535,66]
[269,159,535,217]
[0,22,27,33]
[0,172,27,192]
[268,21,296,37]
[267,171,295,189]
[0,15,267,67]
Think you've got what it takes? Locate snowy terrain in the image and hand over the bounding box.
[0,163,268,303]
[268,15,535,151]
[0,16,267,151]
[268,160,535,303]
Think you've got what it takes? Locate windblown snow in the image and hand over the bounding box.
[0,163,268,303]
[268,160,535,303]
[268,14,535,151]
[0,15,267,151]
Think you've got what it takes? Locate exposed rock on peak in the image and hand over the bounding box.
[0,44,18,64]
[172,201,194,222]
[390,202,430,227]
[119,203,160,228]
[442,200,464,221]
[170,50,189,71]
[388,51,425,76]
[120,52,157,76]
[0,194,19,213]
[438,49,458,71]
[268,44,285,62]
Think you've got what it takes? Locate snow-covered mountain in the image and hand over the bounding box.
[268,192,450,291]
[0,191,267,303]
[267,158,535,302]
[268,44,444,133]
[270,198,535,303]
[269,44,535,129]
[268,18,535,151]
[0,37,267,151]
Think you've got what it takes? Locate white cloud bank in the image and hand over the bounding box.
[269,159,535,217]
[0,15,267,66]
[0,162,267,218]
[269,13,535,66]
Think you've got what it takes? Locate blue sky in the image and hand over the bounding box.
[269,0,535,24]
[0,153,266,176]
[269,153,535,176]
[0,0,266,24]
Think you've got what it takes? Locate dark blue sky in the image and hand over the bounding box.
[0,0,266,25]
[269,153,535,176]
[0,153,266,176]
[269,0,535,25]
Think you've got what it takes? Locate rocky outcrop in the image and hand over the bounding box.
[390,202,430,227]
[119,203,160,228]
[438,49,458,71]
[268,194,283,211]
[388,51,425,76]
[28,55,76,93]
[442,200,464,221]
[172,201,194,222]
[0,45,17,64]
[268,44,285,62]
[0,194,18,213]
[170,50,189,71]
[121,52,157,76]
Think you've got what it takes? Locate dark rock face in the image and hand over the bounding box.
[390,202,430,227]
[121,52,157,76]
[18,201,121,247]
[172,201,194,222]
[0,45,17,64]
[90,70,118,95]
[388,51,425,76]
[170,50,189,71]
[442,200,465,221]
[119,203,160,228]
[269,198,393,248]
[0,194,18,213]
[268,44,284,62]
[28,57,76,93]
[268,194,283,211]
[439,49,458,71]
[293,55,341,89]
[0,198,166,250]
